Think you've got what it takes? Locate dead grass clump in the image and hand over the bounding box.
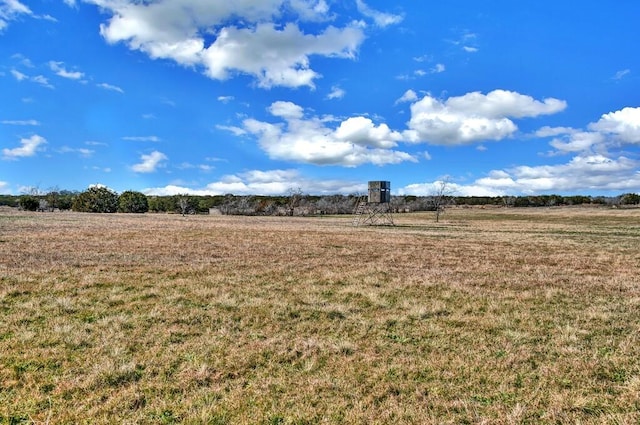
[1,208,639,423]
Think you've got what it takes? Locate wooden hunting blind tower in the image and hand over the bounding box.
[352,181,394,226]
[368,180,391,203]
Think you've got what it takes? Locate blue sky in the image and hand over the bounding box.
[1,0,639,197]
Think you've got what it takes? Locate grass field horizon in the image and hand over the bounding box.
[1,207,639,424]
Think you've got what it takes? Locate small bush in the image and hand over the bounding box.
[18,195,39,211]
[72,186,119,213]
[118,190,149,213]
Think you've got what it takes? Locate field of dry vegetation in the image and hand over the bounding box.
[1,206,639,424]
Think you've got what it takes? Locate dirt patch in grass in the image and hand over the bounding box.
[1,208,639,424]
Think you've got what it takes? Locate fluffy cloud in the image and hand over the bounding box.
[0,0,31,32]
[204,169,306,195]
[459,105,640,195]
[335,117,400,149]
[404,90,567,145]
[269,101,304,119]
[2,134,46,159]
[535,126,577,137]
[131,151,167,173]
[201,23,363,88]
[549,131,605,153]
[144,169,363,196]
[400,180,501,197]
[474,155,640,194]
[86,0,367,89]
[326,85,345,100]
[537,107,640,155]
[588,107,640,144]
[399,154,640,196]
[236,101,415,166]
[395,89,418,105]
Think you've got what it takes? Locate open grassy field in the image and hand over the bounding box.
[1,207,639,424]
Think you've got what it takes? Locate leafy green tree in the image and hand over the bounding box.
[0,195,18,207]
[43,188,75,210]
[514,197,531,207]
[45,190,60,210]
[56,191,76,210]
[72,186,119,213]
[565,195,591,205]
[620,193,640,205]
[118,190,149,213]
[147,196,164,212]
[18,195,39,211]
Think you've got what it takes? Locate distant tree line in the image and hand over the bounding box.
[1,186,639,215]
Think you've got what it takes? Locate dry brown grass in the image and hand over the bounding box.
[1,207,639,424]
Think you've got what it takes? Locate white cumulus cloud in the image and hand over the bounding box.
[395,89,418,105]
[400,180,500,197]
[549,131,605,153]
[404,89,567,145]
[131,150,167,173]
[588,107,640,144]
[235,101,415,167]
[536,107,640,156]
[144,169,363,196]
[2,134,47,159]
[473,155,640,194]
[200,22,363,88]
[335,116,400,149]
[399,154,640,197]
[326,85,345,100]
[86,0,366,89]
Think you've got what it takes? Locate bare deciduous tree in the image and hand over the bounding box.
[177,195,192,216]
[287,187,304,217]
[431,179,454,222]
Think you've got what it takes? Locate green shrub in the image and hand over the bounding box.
[72,186,119,213]
[18,195,39,211]
[118,190,149,213]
